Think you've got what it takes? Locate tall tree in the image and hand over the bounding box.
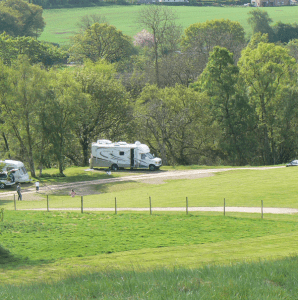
[0,56,49,177]
[181,19,246,64]
[0,0,45,38]
[247,9,274,42]
[71,60,131,166]
[197,47,256,165]
[135,84,212,165]
[68,23,135,64]
[138,6,182,87]
[238,42,297,165]
[40,69,82,174]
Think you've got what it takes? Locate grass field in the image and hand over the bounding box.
[1,166,297,210]
[1,166,298,297]
[40,5,298,45]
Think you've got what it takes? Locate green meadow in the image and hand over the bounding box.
[40,6,298,44]
[1,166,298,298]
[1,166,297,210]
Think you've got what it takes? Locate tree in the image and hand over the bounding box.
[68,23,135,64]
[273,22,298,44]
[76,14,108,32]
[71,60,131,166]
[0,33,67,66]
[181,19,246,64]
[138,6,182,87]
[197,47,256,165]
[133,29,154,48]
[247,9,274,42]
[135,84,212,165]
[0,56,49,177]
[0,0,45,38]
[238,42,297,164]
[40,69,82,174]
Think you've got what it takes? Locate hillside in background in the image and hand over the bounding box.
[40,6,298,45]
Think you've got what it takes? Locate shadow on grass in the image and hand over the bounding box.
[0,200,13,206]
[0,244,54,270]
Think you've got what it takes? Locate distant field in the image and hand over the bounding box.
[40,5,298,45]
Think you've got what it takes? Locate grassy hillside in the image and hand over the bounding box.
[40,6,298,45]
[1,166,298,297]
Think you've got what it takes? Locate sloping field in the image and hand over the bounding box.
[40,5,298,44]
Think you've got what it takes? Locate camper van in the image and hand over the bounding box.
[0,160,30,183]
[90,140,162,171]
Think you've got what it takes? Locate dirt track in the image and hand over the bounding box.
[4,166,296,214]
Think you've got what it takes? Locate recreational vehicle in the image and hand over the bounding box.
[0,160,30,183]
[90,140,162,171]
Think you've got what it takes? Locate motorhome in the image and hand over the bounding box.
[0,160,30,183]
[90,140,162,171]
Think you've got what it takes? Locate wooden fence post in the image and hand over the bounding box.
[149,196,152,215]
[224,198,226,216]
[261,200,263,219]
[81,196,83,214]
[115,197,117,215]
[47,195,49,212]
[14,194,16,211]
[0,208,3,222]
[186,197,188,215]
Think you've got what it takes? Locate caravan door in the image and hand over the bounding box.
[130,149,135,167]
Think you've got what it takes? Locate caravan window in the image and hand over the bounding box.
[141,154,146,159]
[119,151,124,156]
[146,153,154,159]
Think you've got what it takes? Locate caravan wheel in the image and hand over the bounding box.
[111,164,119,171]
[149,165,156,171]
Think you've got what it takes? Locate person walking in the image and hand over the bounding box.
[70,189,76,197]
[35,181,39,192]
[16,183,22,201]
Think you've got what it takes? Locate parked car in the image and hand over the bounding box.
[0,170,16,189]
[286,160,298,167]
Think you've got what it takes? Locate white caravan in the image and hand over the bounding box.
[0,160,30,183]
[90,140,162,171]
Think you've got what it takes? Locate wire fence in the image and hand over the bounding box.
[0,193,285,219]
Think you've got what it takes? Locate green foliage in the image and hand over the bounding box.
[273,22,298,44]
[238,42,298,164]
[68,22,135,64]
[0,33,67,66]
[181,19,245,62]
[135,84,212,165]
[0,0,45,38]
[247,9,274,42]
[196,46,256,165]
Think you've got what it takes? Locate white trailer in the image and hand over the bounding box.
[0,160,30,183]
[90,140,162,171]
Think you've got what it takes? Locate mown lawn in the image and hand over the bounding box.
[40,6,298,44]
[2,166,298,210]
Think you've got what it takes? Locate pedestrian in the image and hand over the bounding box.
[35,181,39,192]
[70,189,76,197]
[16,183,22,201]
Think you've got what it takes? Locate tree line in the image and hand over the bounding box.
[1,2,298,175]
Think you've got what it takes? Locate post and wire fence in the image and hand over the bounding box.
[1,193,268,218]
